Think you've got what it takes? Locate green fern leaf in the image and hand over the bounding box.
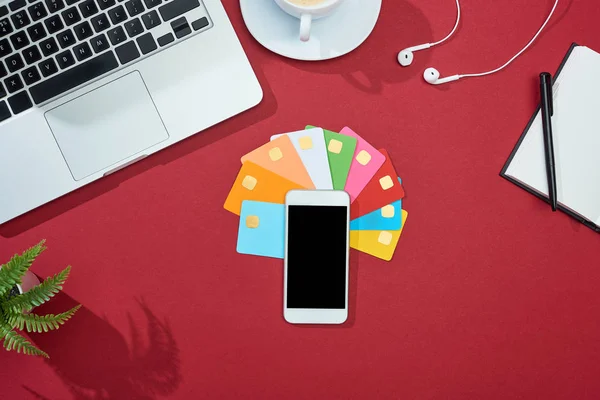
[0,323,48,358]
[9,305,81,333]
[2,265,71,314]
[0,240,46,298]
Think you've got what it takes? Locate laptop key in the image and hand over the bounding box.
[45,0,65,13]
[142,0,160,8]
[78,0,97,17]
[90,33,108,52]
[45,14,63,33]
[124,17,143,37]
[124,0,143,17]
[141,10,159,29]
[158,0,197,22]
[22,45,41,64]
[9,31,29,50]
[28,2,47,21]
[0,18,13,36]
[61,6,80,25]
[191,16,207,31]
[0,83,5,97]
[56,50,75,69]
[4,74,23,93]
[57,28,75,48]
[170,16,189,39]
[65,0,80,5]
[96,0,115,10]
[27,22,47,41]
[73,41,91,60]
[156,31,172,46]
[55,49,74,67]
[6,53,24,72]
[0,38,11,57]
[30,50,118,103]
[0,6,8,17]
[136,32,155,54]
[11,11,30,29]
[40,36,59,55]
[21,65,40,84]
[0,100,10,121]
[74,20,92,39]
[115,40,138,64]
[108,4,126,24]
[90,13,109,32]
[8,90,32,113]
[107,25,125,44]
[0,63,6,78]
[9,0,26,12]
[39,58,58,77]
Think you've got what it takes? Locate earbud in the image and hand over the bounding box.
[423,68,460,85]
[397,44,431,67]
[398,0,461,67]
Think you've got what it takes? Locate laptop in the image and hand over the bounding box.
[0,0,262,224]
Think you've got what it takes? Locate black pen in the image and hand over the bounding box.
[540,72,557,211]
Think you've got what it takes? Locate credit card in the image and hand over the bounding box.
[306,125,357,190]
[241,135,315,189]
[224,161,306,216]
[350,149,405,220]
[270,128,333,189]
[350,210,408,261]
[237,201,285,259]
[339,127,386,202]
[350,178,403,231]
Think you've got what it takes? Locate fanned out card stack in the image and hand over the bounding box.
[223,126,407,261]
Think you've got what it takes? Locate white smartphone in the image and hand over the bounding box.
[284,190,350,324]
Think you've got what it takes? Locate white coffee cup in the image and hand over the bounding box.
[273,0,346,42]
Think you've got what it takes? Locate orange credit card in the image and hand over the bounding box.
[241,135,315,189]
[350,149,405,220]
[224,162,307,216]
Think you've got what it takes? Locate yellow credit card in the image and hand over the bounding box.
[350,210,408,261]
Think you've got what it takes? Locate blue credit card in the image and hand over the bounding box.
[350,178,403,231]
[350,200,403,231]
[237,200,285,259]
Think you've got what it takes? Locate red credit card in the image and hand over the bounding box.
[350,149,405,220]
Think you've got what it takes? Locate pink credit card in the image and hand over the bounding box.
[340,127,386,202]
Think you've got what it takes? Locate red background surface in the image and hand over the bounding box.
[2,0,600,398]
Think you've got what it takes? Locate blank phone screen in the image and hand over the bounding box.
[286,205,348,309]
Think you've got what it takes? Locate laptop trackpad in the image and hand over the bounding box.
[46,71,169,181]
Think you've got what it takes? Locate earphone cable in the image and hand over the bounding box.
[459,0,560,79]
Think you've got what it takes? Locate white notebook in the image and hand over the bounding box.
[502,44,600,232]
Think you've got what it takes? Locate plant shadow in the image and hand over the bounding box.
[0,2,278,238]
[279,0,435,94]
[24,293,181,400]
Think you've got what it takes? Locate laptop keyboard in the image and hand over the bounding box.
[0,0,211,122]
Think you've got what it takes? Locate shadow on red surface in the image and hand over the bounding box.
[24,293,180,400]
[281,0,436,93]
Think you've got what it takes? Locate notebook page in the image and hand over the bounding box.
[505,46,600,226]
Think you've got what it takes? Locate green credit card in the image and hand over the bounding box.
[306,125,357,190]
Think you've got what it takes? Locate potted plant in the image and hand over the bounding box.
[0,240,80,358]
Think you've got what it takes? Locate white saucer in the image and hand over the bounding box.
[240,0,381,61]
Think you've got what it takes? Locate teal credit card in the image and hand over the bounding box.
[237,200,285,259]
[350,178,403,231]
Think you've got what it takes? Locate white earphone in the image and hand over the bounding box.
[397,0,461,68]
[398,0,560,85]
